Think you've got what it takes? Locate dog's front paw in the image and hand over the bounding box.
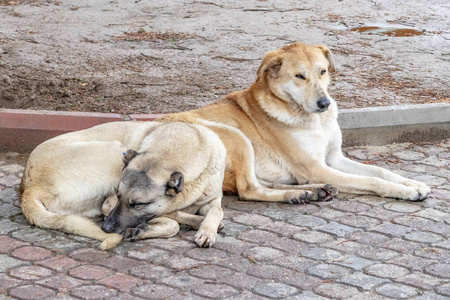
[316,184,338,202]
[195,228,217,248]
[289,191,313,204]
[123,224,148,241]
[99,233,123,250]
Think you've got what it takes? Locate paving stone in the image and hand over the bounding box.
[335,215,381,228]
[158,272,205,290]
[395,272,444,290]
[271,256,316,272]
[370,222,413,237]
[0,219,24,234]
[253,282,298,298]
[360,207,403,221]
[350,231,390,245]
[238,229,279,244]
[0,273,22,293]
[413,175,447,186]
[99,273,144,292]
[9,265,52,280]
[37,273,85,291]
[70,285,119,299]
[0,175,20,187]
[383,202,422,213]
[97,256,142,273]
[434,239,450,250]
[217,272,263,290]
[215,257,260,273]
[189,265,234,280]
[162,255,206,270]
[214,236,256,255]
[0,254,28,271]
[242,246,286,261]
[338,272,390,290]
[347,291,395,300]
[0,165,24,174]
[265,221,308,237]
[9,284,56,300]
[11,228,53,243]
[404,231,444,243]
[10,246,52,261]
[186,247,228,261]
[436,283,450,297]
[379,238,422,253]
[145,237,197,254]
[425,263,450,278]
[324,240,362,254]
[333,255,376,271]
[375,283,419,299]
[0,235,29,253]
[286,291,329,299]
[307,263,351,279]
[192,283,239,298]
[355,244,401,261]
[69,248,111,262]
[312,208,349,220]
[331,201,372,213]
[69,265,113,280]
[246,264,295,280]
[313,282,360,299]
[365,263,411,279]
[393,215,436,231]
[356,195,389,206]
[0,203,21,218]
[0,188,19,202]
[231,213,273,227]
[285,214,327,228]
[414,208,449,222]
[300,247,343,261]
[219,220,252,237]
[388,254,437,272]
[414,248,450,261]
[35,255,80,272]
[393,150,425,161]
[317,221,358,238]
[292,231,335,244]
[130,264,173,280]
[281,273,323,291]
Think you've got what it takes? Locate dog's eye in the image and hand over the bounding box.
[320,69,327,75]
[295,74,305,80]
[130,202,146,209]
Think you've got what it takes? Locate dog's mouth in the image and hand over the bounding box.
[314,107,329,113]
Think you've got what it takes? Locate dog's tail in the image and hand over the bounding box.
[20,188,122,250]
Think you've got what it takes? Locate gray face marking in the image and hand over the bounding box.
[122,169,153,190]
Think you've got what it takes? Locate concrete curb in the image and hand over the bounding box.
[1,103,449,152]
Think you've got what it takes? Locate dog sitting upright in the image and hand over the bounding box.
[20,122,226,250]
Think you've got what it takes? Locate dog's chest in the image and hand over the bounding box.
[255,154,296,184]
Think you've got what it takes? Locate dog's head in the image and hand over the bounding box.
[101,150,184,234]
[256,42,335,114]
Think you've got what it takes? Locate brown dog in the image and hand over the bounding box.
[161,42,430,202]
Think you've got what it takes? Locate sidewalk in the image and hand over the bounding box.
[0,139,449,299]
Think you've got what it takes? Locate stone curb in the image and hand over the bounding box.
[1,103,449,152]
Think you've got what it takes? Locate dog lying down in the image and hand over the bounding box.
[20,121,226,250]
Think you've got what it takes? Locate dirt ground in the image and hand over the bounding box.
[0,0,449,115]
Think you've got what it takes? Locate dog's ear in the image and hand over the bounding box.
[316,45,335,72]
[165,171,184,197]
[256,50,282,81]
[123,150,139,167]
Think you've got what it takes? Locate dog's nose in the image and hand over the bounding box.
[317,97,330,110]
[101,222,115,233]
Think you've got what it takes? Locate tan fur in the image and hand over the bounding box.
[20,122,225,250]
[161,42,430,202]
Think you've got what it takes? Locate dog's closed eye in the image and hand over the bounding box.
[295,74,305,80]
[320,69,327,75]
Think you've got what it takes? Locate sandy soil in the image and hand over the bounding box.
[0,0,449,115]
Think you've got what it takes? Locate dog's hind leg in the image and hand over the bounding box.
[21,190,122,250]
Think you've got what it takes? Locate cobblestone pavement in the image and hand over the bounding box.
[0,139,449,299]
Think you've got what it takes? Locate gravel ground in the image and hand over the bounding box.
[0,0,449,114]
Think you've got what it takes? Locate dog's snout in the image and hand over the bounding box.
[101,221,115,233]
[317,97,330,110]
